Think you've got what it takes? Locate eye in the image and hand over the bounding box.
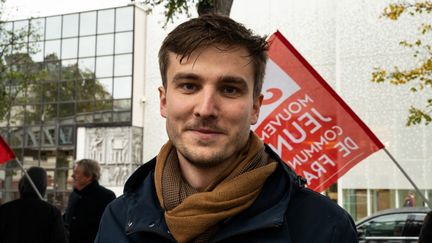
[180,83,197,93]
[222,86,241,96]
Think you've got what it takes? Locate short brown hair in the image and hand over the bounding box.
[158,14,268,99]
[75,159,101,181]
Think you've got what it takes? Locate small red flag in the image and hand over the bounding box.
[0,135,16,164]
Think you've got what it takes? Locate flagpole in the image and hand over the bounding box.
[14,159,44,201]
[384,148,431,209]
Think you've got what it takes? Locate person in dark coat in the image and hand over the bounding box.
[96,14,358,242]
[0,166,67,243]
[63,159,116,243]
[419,210,432,243]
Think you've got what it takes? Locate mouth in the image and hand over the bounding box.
[186,127,225,141]
[193,128,224,134]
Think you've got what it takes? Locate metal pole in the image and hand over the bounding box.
[384,148,431,209]
[14,159,44,200]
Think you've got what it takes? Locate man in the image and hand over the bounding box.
[64,159,116,243]
[96,14,358,242]
[0,167,67,243]
[403,191,415,207]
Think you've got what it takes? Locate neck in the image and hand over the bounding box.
[75,180,93,191]
[177,153,232,191]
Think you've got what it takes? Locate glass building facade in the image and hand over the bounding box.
[0,5,144,211]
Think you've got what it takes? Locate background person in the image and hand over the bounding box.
[96,14,358,242]
[0,166,67,243]
[63,159,116,243]
[403,191,415,207]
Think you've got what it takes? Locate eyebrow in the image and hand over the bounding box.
[173,72,248,83]
[171,72,250,91]
[172,73,202,83]
[217,75,248,87]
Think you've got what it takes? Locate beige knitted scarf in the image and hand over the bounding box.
[154,133,277,243]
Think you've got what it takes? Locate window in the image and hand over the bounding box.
[113,77,131,99]
[62,14,79,38]
[42,82,57,102]
[61,59,78,80]
[59,81,76,101]
[14,20,29,42]
[113,99,130,111]
[97,78,113,99]
[30,18,45,41]
[25,104,42,125]
[96,56,113,78]
[97,34,114,55]
[370,189,396,214]
[61,38,78,59]
[77,79,94,100]
[115,32,133,53]
[97,9,114,34]
[25,127,41,147]
[403,214,424,237]
[79,36,96,57]
[10,129,24,147]
[78,57,95,73]
[30,41,44,62]
[80,11,96,36]
[58,103,75,118]
[42,103,58,123]
[77,101,93,113]
[59,126,74,145]
[45,40,61,59]
[362,214,408,237]
[45,16,62,40]
[94,100,112,112]
[41,126,56,147]
[114,54,132,76]
[9,106,25,126]
[115,7,133,32]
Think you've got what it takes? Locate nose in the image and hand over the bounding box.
[194,88,219,119]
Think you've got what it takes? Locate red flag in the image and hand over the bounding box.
[254,31,384,192]
[0,135,16,164]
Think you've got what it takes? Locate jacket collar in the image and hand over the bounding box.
[74,180,99,195]
[123,164,176,241]
[123,144,303,241]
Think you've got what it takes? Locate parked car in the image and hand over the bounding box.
[356,207,430,243]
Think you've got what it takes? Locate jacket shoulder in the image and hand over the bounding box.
[96,175,160,242]
[98,184,116,198]
[95,195,130,243]
[124,158,156,193]
[286,188,358,242]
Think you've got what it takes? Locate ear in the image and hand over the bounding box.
[84,174,93,184]
[251,94,263,125]
[159,86,167,118]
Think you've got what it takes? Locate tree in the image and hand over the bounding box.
[140,0,233,27]
[19,55,112,124]
[371,2,432,126]
[0,0,111,127]
[0,0,45,123]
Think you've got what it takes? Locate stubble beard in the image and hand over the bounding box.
[175,142,228,168]
[166,118,250,169]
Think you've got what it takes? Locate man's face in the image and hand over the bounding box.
[159,45,262,168]
[72,165,92,191]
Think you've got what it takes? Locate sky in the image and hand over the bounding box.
[2,0,133,20]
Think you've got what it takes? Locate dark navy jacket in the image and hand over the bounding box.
[64,180,116,243]
[95,146,358,242]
